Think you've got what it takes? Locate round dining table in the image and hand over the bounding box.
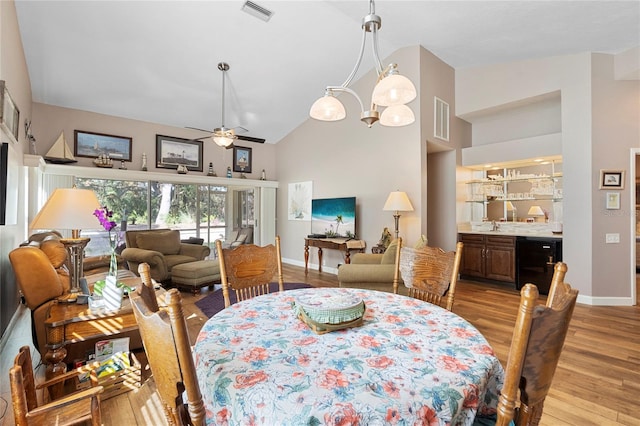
[194,288,503,426]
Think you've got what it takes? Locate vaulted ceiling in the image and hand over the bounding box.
[14,1,640,144]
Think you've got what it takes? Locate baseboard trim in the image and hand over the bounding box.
[578,294,635,306]
[0,303,27,355]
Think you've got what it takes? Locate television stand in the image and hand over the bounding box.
[304,237,365,274]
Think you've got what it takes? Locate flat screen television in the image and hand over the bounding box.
[311,196,356,238]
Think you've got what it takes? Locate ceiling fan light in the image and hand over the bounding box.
[310,94,346,121]
[372,74,417,107]
[380,104,415,127]
[213,135,234,147]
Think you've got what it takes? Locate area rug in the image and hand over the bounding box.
[195,282,312,318]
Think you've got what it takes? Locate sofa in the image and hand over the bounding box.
[121,229,211,282]
[337,238,406,294]
[8,231,139,360]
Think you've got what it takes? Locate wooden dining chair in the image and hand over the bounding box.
[495,262,578,426]
[399,241,463,311]
[130,263,205,426]
[215,235,284,308]
[9,345,103,426]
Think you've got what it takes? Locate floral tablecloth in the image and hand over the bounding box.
[194,288,503,426]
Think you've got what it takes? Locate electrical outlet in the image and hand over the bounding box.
[605,233,620,244]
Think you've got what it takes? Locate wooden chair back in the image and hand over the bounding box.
[391,237,403,294]
[496,262,578,426]
[399,241,463,311]
[130,263,205,426]
[10,345,102,426]
[215,236,284,308]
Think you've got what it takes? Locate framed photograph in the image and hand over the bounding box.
[233,145,252,173]
[599,170,625,189]
[75,130,132,161]
[0,80,20,143]
[156,134,203,172]
[606,192,620,210]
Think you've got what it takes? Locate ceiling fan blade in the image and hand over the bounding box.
[236,135,266,143]
[185,126,213,133]
[233,126,249,134]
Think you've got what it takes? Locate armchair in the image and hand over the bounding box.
[8,232,138,359]
[121,229,210,282]
[337,238,405,294]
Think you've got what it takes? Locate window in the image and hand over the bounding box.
[434,97,450,141]
[75,178,229,256]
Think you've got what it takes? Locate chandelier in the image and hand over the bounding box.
[309,0,416,128]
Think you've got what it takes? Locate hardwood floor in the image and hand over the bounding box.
[1,264,639,426]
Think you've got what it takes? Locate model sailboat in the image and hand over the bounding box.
[44,131,77,164]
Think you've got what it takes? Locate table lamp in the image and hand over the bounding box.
[527,205,546,223]
[30,187,101,293]
[383,191,414,239]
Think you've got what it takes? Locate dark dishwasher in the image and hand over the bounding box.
[515,237,562,295]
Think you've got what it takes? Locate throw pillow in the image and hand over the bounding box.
[381,239,399,264]
[136,230,181,255]
[414,235,428,249]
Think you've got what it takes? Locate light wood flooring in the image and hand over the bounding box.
[1,264,639,426]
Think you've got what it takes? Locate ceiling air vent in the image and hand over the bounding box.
[241,1,273,22]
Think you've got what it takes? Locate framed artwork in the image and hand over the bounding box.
[599,170,624,189]
[156,134,203,172]
[0,80,20,143]
[288,181,312,221]
[606,192,620,210]
[233,145,252,173]
[75,130,133,161]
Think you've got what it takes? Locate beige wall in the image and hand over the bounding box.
[0,0,31,338]
[275,46,468,271]
[31,103,277,180]
[456,52,640,305]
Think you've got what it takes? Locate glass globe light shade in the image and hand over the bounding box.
[309,94,346,121]
[213,135,234,147]
[380,104,415,127]
[372,74,417,107]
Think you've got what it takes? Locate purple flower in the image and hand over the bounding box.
[94,206,117,232]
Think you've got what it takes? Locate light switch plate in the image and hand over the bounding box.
[605,233,620,243]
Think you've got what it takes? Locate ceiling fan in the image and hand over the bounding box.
[188,62,266,149]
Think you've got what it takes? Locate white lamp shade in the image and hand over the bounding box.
[309,94,346,121]
[383,191,414,212]
[372,74,417,107]
[30,188,102,231]
[213,135,234,147]
[506,202,516,211]
[380,104,415,127]
[527,206,545,216]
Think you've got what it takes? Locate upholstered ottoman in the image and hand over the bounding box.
[171,260,221,294]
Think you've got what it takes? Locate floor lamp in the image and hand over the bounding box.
[30,187,101,293]
[383,191,414,239]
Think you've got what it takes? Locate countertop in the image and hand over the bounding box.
[458,222,563,238]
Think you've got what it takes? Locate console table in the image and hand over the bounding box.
[304,238,365,274]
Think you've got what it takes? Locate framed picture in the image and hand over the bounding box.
[156,134,203,172]
[606,192,620,210]
[599,170,625,189]
[0,80,20,143]
[75,130,132,161]
[233,145,252,173]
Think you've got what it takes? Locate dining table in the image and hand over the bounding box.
[194,287,504,426]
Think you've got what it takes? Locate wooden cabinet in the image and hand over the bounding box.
[459,233,516,283]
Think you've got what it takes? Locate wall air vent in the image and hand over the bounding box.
[434,97,450,141]
[241,1,273,22]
